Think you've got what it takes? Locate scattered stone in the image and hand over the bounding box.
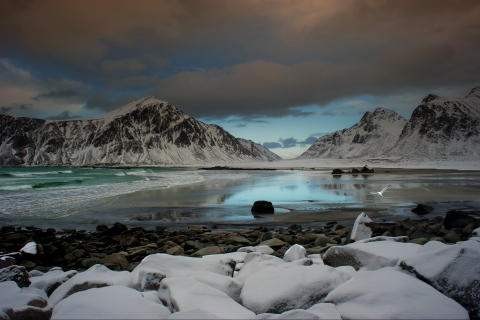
[100,253,129,269]
[283,244,307,262]
[444,210,476,229]
[258,238,285,249]
[332,169,345,175]
[411,204,434,215]
[0,265,31,287]
[360,165,374,173]
[251,200,274,214]
[0,255,15,270]
[191,246,223,257]
[314,235,337,247]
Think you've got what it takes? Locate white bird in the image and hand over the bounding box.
[369,185,392,196]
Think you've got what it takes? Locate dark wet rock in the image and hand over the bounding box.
[0,255,15,270]
[1,233,28,245]
[0,265,31,287]
[411,204,434,215]
[332,169,345,174]
[360,165,374,173]
[410,238,429,245]
[295,233,318,245]
[251,200,274,214]
[102,222,128,236]
[100,253,129,269]
[96,224,109,232]
[409,228,435,240]
[191,246,224,257]
[444,210,476,230]
[119,237,140,248]
[442,231,462,243]
[258,238,285,249]
[351,168,360,173]
[314,235,337,247]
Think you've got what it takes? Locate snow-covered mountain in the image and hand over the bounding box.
[385,86,480,160]
[0,96,266,166]
[237,138,282,161]
[298,108,407,159]
[298,86,480,161]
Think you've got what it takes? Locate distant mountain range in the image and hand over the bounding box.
[299,86,480,161]
[0,96,280,166]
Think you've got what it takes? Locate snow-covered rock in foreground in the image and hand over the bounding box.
[48,264,131,306]
[158,277,255,319]
[256,303,341,319]
[20,241,38,255]
[240,263,352,314]
[349,212,372,242]
[51,285,171,319]
[283,244,307,262]
[398,240,480,319]
[181,270,243,302]
[234,252,286,283]
[30,268,78,296]
[0,281,52,320]
[323,238,421,271]
[131,253,236,289]
[237,245,274,255]
[324,268,469,319]
[298,108,407,159]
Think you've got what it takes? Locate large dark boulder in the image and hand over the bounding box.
[411,204,434,215]
[332,169,345,174]
[102,222,128,236]
[360,165,374,173]
[251,201,274,214]
[444,210,475,230]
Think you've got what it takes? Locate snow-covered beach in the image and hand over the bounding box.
[1,212,479,319]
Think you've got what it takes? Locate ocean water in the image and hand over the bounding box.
[1,167,479,229]
[0,167,203,220]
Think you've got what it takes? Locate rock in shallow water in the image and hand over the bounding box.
[251,201,274,214]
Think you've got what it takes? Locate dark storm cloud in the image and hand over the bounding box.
[279,138,298,148]
[46,111,82,120]
[263,142,282,149]
[1,0,479,119]
[298,136,318,146]
[32,89,84,101]
[0,103,32,115]
[84,92,137,112]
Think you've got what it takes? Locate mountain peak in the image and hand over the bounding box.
[422,94,439,104]
[466,86,480,99]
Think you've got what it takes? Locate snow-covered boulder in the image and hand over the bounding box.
[234,252,286,283]
[283,244,307,262]
[30,269,78,296]
[324,268,469,319]
[20,241,38,255]
[237,245,274,255]
[131,253,236,287]
[158,277,255,319]
[0,265,30,287]
[168,308,223,319]
[182,270,243,302]
[48,264,131,306]
[240,263,352,314]
[398,240,480,319]
[202,251,248,264]
[51,285,171,319]
[256,303,341,319]
[136,267,166,291]
[0,281,52,320]
[323,239,420,271]
[348,212,372,242]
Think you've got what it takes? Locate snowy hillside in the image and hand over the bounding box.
[237,138,282,161]
[0,97,265,166]
[298,108,407,159]
[385,86,480,160]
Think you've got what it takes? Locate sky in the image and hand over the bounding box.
[1,0,479,159]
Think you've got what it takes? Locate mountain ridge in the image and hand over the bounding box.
[0,97,266,166]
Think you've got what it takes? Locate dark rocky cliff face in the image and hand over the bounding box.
[0,97,261,166]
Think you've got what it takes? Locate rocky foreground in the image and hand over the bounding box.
[1,209,479,319]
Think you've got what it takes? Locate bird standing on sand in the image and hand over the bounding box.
[370,185,392,196]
